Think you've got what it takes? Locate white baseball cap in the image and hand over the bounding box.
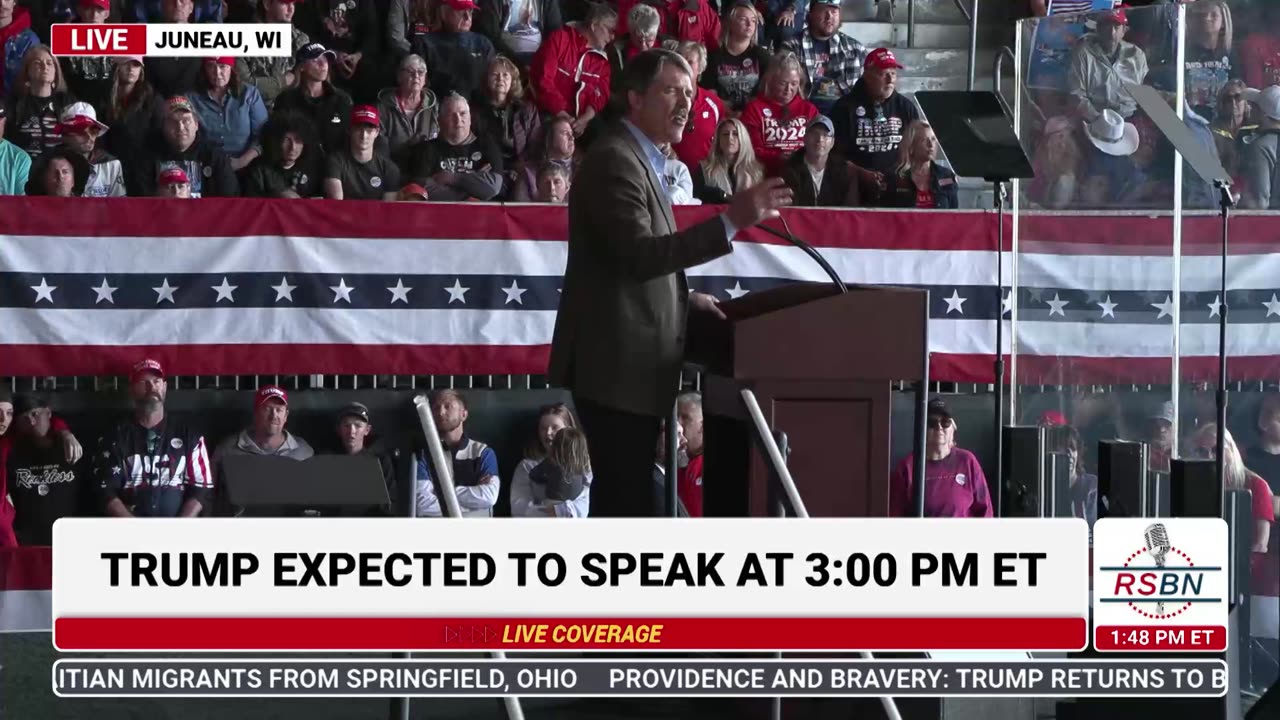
[1243,85,1280,122]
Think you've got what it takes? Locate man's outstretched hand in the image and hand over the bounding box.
[726,177,794,231]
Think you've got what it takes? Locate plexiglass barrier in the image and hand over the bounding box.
[1013,0,1279,696]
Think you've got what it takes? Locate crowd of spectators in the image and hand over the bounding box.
[1023,0,1280,210]
[0,358,712,540]
[0,0,966,207]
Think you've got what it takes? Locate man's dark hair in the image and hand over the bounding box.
[584,2,617,26]
[619,48,693,103]
[0,388,12,405]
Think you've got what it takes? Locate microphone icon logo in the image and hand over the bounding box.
[1143,524,1172,614]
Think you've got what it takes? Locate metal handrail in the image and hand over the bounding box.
[413,394,526,720]
[993,45,1047,128]
[739,389,904,720]
[948,0,978,90]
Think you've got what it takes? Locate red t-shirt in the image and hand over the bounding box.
[1240,32,1280,90]
[678,454,703,517]
[1247,472,1279,597]
[914,188,935,209]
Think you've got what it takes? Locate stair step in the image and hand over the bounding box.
[886,47,994,77]
[841,21,973,49]
[841,0,973,24]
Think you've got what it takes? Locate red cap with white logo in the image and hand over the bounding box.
[866,47,905,71]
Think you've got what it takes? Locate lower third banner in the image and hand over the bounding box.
[52,659,1229,698]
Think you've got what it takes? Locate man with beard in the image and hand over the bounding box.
[323,104,400,199]
[831,47,918,178]
[413,389,499,518]
[125,95,238,197]
[56,102,124,196]
[652,416,688,517]
[94,359,213,518]
[5,394,87,545]
[409,93,503,200]
[549,49,791,517]
[213,385,315,463]
[783,0,865,115]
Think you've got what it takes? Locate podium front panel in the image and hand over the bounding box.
[747,380,892,517]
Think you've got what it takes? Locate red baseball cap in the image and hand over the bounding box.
[206,56,237,66]
[79,0,110,10]
[351,104,379,126]
[442,0,478,9]
[130,358,164,383]
[1099,5,1129,25]
[1040,410,1069,427]
[255,385,289,409]
[866,47,905,71]
[158,166,189,185]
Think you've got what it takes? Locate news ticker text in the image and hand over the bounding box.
[53,659,1228,698]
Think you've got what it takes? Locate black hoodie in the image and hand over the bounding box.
[830,78,920,177]
[124,130,239,197]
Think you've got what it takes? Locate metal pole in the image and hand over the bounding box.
[389,452,416,720]
[413,395,526,720]
[966,0,979,90]
[666,400,679,517]
[1214,182,1233,504]
[739,389,903,720]
[906,0,915,48]
[993,181,1007,517]
[770,430,789,720]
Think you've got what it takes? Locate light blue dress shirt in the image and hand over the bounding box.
[621,119,738,239]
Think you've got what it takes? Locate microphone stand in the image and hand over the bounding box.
[756,217,926,511]
[993,179,1008,518]
[1213,180,1235,498]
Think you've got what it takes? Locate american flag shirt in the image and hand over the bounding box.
[94,417,214,518]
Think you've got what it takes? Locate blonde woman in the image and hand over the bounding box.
[887,120,958,209]
[701,0,770,112]
[1185,0,1234,120]
[692,117,763,203]
[4,45,71,159]
[1186,424,1273,556]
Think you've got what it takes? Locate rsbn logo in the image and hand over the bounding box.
[1099,522,1224,619]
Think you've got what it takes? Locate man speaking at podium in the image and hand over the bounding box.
[549,48,793,517]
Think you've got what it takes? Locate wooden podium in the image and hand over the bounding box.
[685,282,930,518]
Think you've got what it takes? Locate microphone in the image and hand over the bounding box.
[1144,523,1171,614]
[753,217,849,294]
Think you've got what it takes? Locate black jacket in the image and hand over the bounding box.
[885,162,959,209]
[125,131,239,197]
[144,57,203,98]
[273,83,354,155]
[830,79,920,177]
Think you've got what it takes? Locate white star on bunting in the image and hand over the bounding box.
[330,278,354,303]
[153,278,178,304]
[502,279,527,305]
[1097,295,1118,319]
[1264,294,1280,318]
[211,277,238,303]
[1046,292,1069,317]
[91,278,117,304]
[1207,295,1222,318]
[725,282,749,299]
[445,279,470,304]
[30,277,56,303]
[1151,295,1174,320]
[387,279,412,304]
[271,277,296,302]
[943,289,967,315]
[1001,291,1012,316]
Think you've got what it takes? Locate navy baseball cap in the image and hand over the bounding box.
[295,42,337,66]
[807,115,834,134]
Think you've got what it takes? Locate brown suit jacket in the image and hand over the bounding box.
[548,121,734,417]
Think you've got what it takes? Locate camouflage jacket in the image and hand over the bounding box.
[237,26,310,108]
